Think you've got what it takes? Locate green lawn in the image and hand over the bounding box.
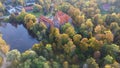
[29,12,42,18]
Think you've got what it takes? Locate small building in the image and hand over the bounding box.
[24,6,33,12]
[39,15,54,28]
[53,11,72,28]
[6,6,16,14]
[38,11,72,28]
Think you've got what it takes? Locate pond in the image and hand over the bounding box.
[0,22,39,52]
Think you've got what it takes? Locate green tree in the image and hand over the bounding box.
[101,44,120,58]
[32,42,44,55]
[21,50,37,62]
[57,2,71,13]
[32,56,46,68]
[18,59,32,68]
[86,58,99,68]
[33,4,42,13]
[6,49,21,68]
[110,22,120,34]
[43,61,50,68]
[52,61,59,68]
[16,8,27,23]
[45,44,52,51]
[61,23,72,33]
[104,55,114,64]
[64,40,76,55]
[6,49,21,62]
[9,13,17,23]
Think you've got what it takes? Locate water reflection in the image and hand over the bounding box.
[0,22,39,52]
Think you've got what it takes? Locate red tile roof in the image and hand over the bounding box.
[39,15,54,27]
[38,11,71,28]
[24,6,33,11]
[54,11,71,25]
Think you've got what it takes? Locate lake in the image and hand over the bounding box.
[0,22,39,52]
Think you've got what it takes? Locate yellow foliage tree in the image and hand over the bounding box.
[24,14,37,24]
[104,30,114,43]
[0,36,10,54]
[79,38,89,51]
[73,34,82,45]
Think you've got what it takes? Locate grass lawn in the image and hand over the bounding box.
[29,12,43,18]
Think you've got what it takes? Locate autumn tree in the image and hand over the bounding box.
[93,14,106,25]
[94,25,106,34]
[60,34,69,45]
[104,30,114,43]
[85,19,94,32]
[74,15,85,26]
[67,6,75,17]
[73,34,82,45]
[65,26,75,38]
[49,27,60,43]
[86,57,99,68]
[24,14,37,29]
[88,37,103,51]
[0,56,3,67]
[24,14,36,24]
[64,40,76,55]
[0,36,10,54]
[79,38,89,51]
[93,51,101,60]
[26,20,34,29]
